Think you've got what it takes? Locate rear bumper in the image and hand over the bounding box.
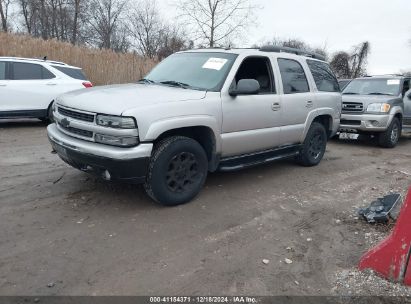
[340,113,393,132]
[47,124,152,183]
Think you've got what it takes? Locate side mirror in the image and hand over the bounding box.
[229,79,260,96]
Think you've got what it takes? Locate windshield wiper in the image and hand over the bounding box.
[343,92,359,95]
[368,92,394,96]
[159,80,191,89]
[138,78,156,84]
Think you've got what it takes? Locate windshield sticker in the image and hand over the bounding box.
[202,58,228,70]
[387,79,400,85]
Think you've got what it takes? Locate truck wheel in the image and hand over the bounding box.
[297,122,327,167]
[378,117,401,148]
[144,136,208,206]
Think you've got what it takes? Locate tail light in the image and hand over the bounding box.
[82,81,93,88]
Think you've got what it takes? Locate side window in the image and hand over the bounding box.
[42,67,55,79]
[307,60,339,92]
[234,57,275,94]
[12,62,54,80]
[278,58,309,94]
[0,62,6,80]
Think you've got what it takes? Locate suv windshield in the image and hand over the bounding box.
[343,78,401,96]
[144,52,237,91]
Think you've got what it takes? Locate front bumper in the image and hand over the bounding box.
[47,124,153,183]
[340,113,393,132]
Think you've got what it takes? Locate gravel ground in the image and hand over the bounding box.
[1,120,411,296]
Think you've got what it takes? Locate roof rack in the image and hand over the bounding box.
[0,56,68,66]
[364,74,404,78]
[259,45,326,61]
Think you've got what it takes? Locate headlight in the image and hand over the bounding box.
[96,115,137,129]
[366,103,391,113]
[95,134,139,147]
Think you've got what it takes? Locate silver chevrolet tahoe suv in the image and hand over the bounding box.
[47,46,341,206]
[340,75,411,148]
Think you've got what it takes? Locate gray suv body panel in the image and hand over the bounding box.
[47,48,341,183]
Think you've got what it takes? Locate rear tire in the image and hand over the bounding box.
[378,118,401,148]
[144,136,208,206]
[297,122,327,167]
[47,103,55,124]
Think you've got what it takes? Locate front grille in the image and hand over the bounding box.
[58,107,94,122]
[342,102,364,113]
[59,123,93,138]
[340,119,361,126]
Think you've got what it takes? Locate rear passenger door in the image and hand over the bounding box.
[7,62,56,111]
[0,61,12,112]
[277,58,315,145]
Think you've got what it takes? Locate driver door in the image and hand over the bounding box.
[221,56,282,157]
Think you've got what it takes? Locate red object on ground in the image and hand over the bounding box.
[359,187,411,286]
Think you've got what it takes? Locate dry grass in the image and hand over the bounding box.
[0,32,156,86]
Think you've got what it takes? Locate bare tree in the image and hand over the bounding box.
[330,42,370,79]
[128,0,164,58]
[255,37,328,60]
[71,0,81,44]
[176,0,257,47]
[0,0,13,31]
[87,0,129,50]
[157,27,193,60]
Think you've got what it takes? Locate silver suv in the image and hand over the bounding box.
[340,75,411,148]
[47,47,341,206]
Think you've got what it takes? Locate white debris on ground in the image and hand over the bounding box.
[333,269,411,296]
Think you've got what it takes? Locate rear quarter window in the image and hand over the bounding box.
[52,65,87,80]
[307,60,339,92]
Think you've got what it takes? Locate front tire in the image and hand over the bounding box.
[378,117,401,148]
[297,122,327,167]
[144,136,208,206]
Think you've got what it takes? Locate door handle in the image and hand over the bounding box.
[272,102,281,111]
[0,84,6,87]
[47,83,57,86]
[306,100,314,108]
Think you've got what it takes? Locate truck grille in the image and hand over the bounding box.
[342,102,364,113]
[58,123,93,138]
[58,107,95,122]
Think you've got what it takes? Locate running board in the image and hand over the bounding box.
[218,145,302,172]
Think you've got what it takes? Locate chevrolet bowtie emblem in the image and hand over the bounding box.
[61,118,70,128]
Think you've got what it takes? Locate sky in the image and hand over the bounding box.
[159,0,411,75]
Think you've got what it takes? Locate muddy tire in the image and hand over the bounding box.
[144,136,208,206]
[378,118,401,148]
[297,122,327,167]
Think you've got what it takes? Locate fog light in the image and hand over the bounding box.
[95,134,139,147]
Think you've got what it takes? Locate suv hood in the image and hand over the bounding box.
[56,83,207,115]
[342,94,401,106]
